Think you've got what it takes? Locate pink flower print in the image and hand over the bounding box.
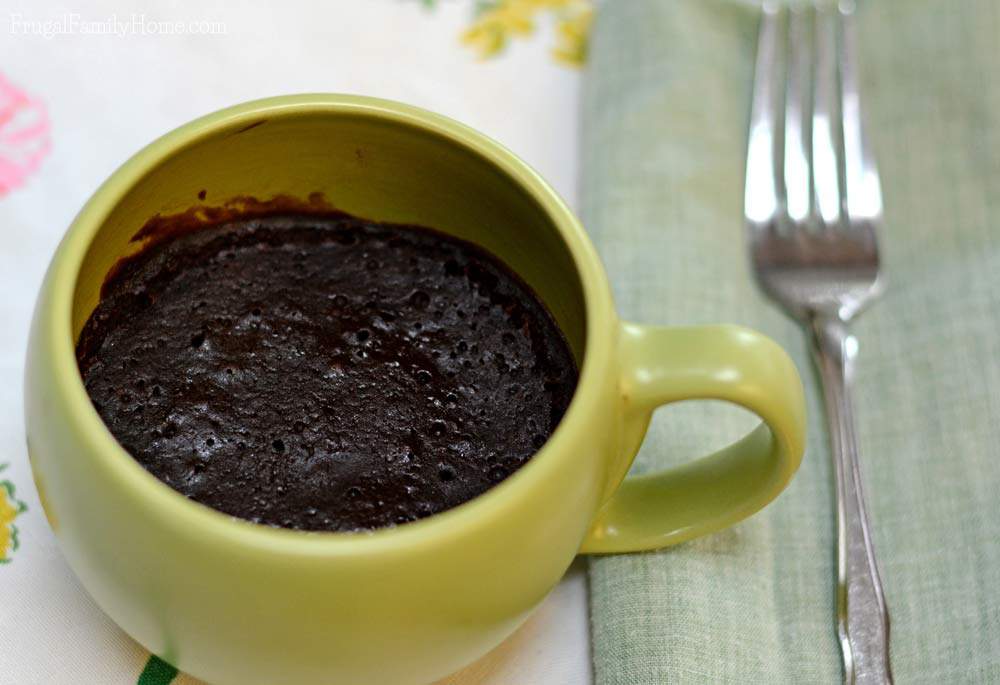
[0,74,51,196]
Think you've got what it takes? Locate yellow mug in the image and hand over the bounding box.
[25,95,806,685]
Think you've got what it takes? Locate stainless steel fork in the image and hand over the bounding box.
[744,2,891,683]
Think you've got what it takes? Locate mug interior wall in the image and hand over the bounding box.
[72,111,587,361]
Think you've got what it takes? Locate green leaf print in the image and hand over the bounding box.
[137,655,179,685]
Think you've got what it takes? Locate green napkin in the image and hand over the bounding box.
[582,0,1000,682]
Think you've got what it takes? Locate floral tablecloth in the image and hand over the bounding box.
[0,1,593,683]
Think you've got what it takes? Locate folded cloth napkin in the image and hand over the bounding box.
[583,0,1000,682]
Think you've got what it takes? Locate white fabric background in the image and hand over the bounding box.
[0,1,591,683]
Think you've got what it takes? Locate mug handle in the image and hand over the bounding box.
[581,322,807,553]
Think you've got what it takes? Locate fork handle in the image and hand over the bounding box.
[811,317,893,685]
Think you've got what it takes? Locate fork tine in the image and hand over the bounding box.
[745,3,782,225]
[839,0,883,222]
[812,4,842,227]
[784,7,812,224]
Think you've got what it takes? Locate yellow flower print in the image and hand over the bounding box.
[0,463,28,563]
[552,3,593,66]
[461,0,594,66]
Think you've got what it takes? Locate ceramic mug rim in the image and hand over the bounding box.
[43,94,618,556]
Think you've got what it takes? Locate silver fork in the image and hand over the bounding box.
[744,2,891,683]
